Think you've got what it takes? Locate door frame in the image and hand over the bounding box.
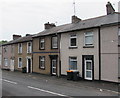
[49,55,58,76]
[10,59,14,71]
[82,55,94,80]
[51,59,57,75]
[85,60,92,80]
[26,57,32,73]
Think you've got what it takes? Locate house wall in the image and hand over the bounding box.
[0,46,2,68]
[60,28,99,80]
[101,25,119,82]
[33,35,60,76]
[2,45,14,69]
[14,42,32,71]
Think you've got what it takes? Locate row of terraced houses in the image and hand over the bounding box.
[0,2,120,83]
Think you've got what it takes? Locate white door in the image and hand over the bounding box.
[10,59,14,71]
[85,60,92,80]
[52,59,57,75]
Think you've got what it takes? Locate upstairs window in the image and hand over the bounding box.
[40,38,45,49]
[18,57,22,68]
[84,32,93,46]
[27,42,32,53]
[70,34,77,47]
[18,43,22,53]
[39,56,45,69]
[69,57,77,70]
[4,47,7,53]
[52,36,58,49]
[118,28,120,36]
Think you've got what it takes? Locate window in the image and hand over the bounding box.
[69,57,77,70]
[18,43,22,53]
[27,42,32,53]
[40,38,45,49]
[4,58,8,66]
[4,47,7,53]
[70,34,77,47]
[52,36,58,49]
[84,32,93,46]
[18,58,22,68]
[39,56,45,69]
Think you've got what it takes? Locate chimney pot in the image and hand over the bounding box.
[106,2,115,15]
[72,15,81,23]
[13,34,21,40]
[44,22,56,29]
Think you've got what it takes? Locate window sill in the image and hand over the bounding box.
[39,68,45,70]
[83,45,94,48]
[69,46,78,49]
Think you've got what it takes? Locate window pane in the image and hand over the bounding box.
[52,37,57,48]
[86,71,91,78]
[71,38,76,46]
[40,56,45,69]
[69,57,77,70]
[86,62,92,70]
[40,38,45,49]
[85,36,93,45]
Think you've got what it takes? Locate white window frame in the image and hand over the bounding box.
[40,38,45,49]
[84,32,93,46]
[39,56,45,69]
[4,58,8,66]
[69,57,77,70]
[18,57,22,68]
[69,34,77,47]
[27,42,32,53]
[18,43,22,53]
[52,36,58,49]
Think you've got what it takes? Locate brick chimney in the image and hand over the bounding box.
[44,22,56,29]
[106,2,115,15]
[13,34,21,40]
[72,15,81,23]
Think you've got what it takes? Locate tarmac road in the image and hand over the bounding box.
[1,70,119,97]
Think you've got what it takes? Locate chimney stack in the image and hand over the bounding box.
[44,22,56,29]
[106,2,115,15]
[72,15,81,23]
[13,34,21,40]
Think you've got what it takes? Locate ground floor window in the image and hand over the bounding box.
[39,56,45,69]
[18,57,22,68]
[4,58,8,66]
[69,57,77,70]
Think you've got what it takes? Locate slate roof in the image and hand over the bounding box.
[2,35,33,46]
[33,12,120,38]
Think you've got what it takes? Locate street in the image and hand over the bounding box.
[1,70,119,97]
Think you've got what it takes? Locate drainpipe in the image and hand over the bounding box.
[98,27,101,81]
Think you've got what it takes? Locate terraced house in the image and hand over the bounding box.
[1,35,21,71]
[59,2,120,83]
[32,22,62,76]
[13,34,33,73]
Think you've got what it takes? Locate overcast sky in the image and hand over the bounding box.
[0,0,119,41]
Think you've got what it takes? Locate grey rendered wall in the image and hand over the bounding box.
[101,25,118,82]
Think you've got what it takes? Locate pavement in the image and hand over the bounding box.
[1,70,120,97]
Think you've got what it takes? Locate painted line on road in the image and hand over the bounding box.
[27,86,68,97]
[2,79,17,85]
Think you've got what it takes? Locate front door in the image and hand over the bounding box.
[10,59,14,71]
[85,60,92,80]
[51,59,57,75]
[27,58,31,73]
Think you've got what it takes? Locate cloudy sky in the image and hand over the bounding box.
[0,0,119,41]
